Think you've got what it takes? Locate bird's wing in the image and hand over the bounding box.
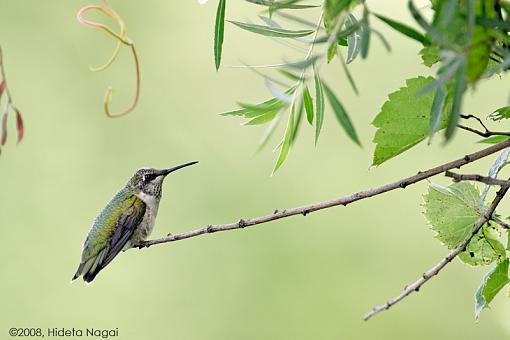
[101,196,146,267]
[73,194,146,283]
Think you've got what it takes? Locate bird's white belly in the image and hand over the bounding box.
[125,192,160,249]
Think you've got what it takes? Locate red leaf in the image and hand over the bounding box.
[15,108,23,144]
[0,80,6,97]
[1,112,8,146]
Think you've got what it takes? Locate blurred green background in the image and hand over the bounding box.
[1,0,510,339]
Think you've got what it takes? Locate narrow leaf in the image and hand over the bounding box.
[445,59,467,140]
[345,15,361,64]
[1,111,7,146]
[428,84,447,142]
[303,86,314,124]
[323,83,360,146]
[374,13,429,45]
[272,106,295,174]
[477,136,510,144]
[314,68,324,144]
[214,0,227,70]
[0,79,6,98]
[14,108,23,144]
[228,20,314,38]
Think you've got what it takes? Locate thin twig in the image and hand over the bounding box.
[458,114,510,137]
[137,139,510,248]
[457,124,510,138]
[445,170,510,187]
[363,184,509,321]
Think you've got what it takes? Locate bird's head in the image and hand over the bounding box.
[127,161,199,200]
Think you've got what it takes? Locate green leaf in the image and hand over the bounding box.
[424,182,506,266]
[257,114,281,151]
[360,9,370,59]
[477,136,510,144]
[291,100,303,144]
[374,13,430,45]
[489,106,510,121]
[323,83,360,146]
[327,43,337,63]
[214,0,226,70]
[314,68,325,144]
[428,84,447,142]
[245,0,319,10]
[424,182,483,248]
[338,50,359,95]
[278,69,302,82]
[420,45,440,67]
[372,76,447,165]
[345,15,361,64]
[303,86,314,124]
[458,223,506,266]
[272,105,295,174]
[445,59,467,140]
[466,27,491,83]
[243,110,279,125]
[475,259,510,319]
[228,20,314,38]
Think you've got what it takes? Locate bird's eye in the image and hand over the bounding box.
[143,174,154,182]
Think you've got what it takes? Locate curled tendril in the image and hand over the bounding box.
[77,0,140,118]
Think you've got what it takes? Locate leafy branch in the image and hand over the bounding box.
[364,182,509,320]
[136,139,510,320]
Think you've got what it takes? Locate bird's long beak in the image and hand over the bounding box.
[160,161,199,176]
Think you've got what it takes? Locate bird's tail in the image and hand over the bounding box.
[71,248,108,284]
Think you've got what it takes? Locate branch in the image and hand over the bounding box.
[445,170,510,187]
[363,184,509,321]
[138,139,510,248]
[458,114,510,137]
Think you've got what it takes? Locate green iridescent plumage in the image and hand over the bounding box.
[72,161,198,283]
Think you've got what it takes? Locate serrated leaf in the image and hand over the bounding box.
[228,20,314,38]
[214,0,226,70]
[424,182,482,248]
[374,13,429,45]
[314,68,324,144]
[372,76,447,165]
[323,83,360,145]
[475,259,510,319]
[303,86,314,124]
[272,105,295,174]
[424,182,506,266]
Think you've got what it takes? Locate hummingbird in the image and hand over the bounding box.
[72,161,198,283]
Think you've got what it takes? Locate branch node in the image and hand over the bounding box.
[206,225,214,233]
[302,210,309,216]
[238,219,247,228]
